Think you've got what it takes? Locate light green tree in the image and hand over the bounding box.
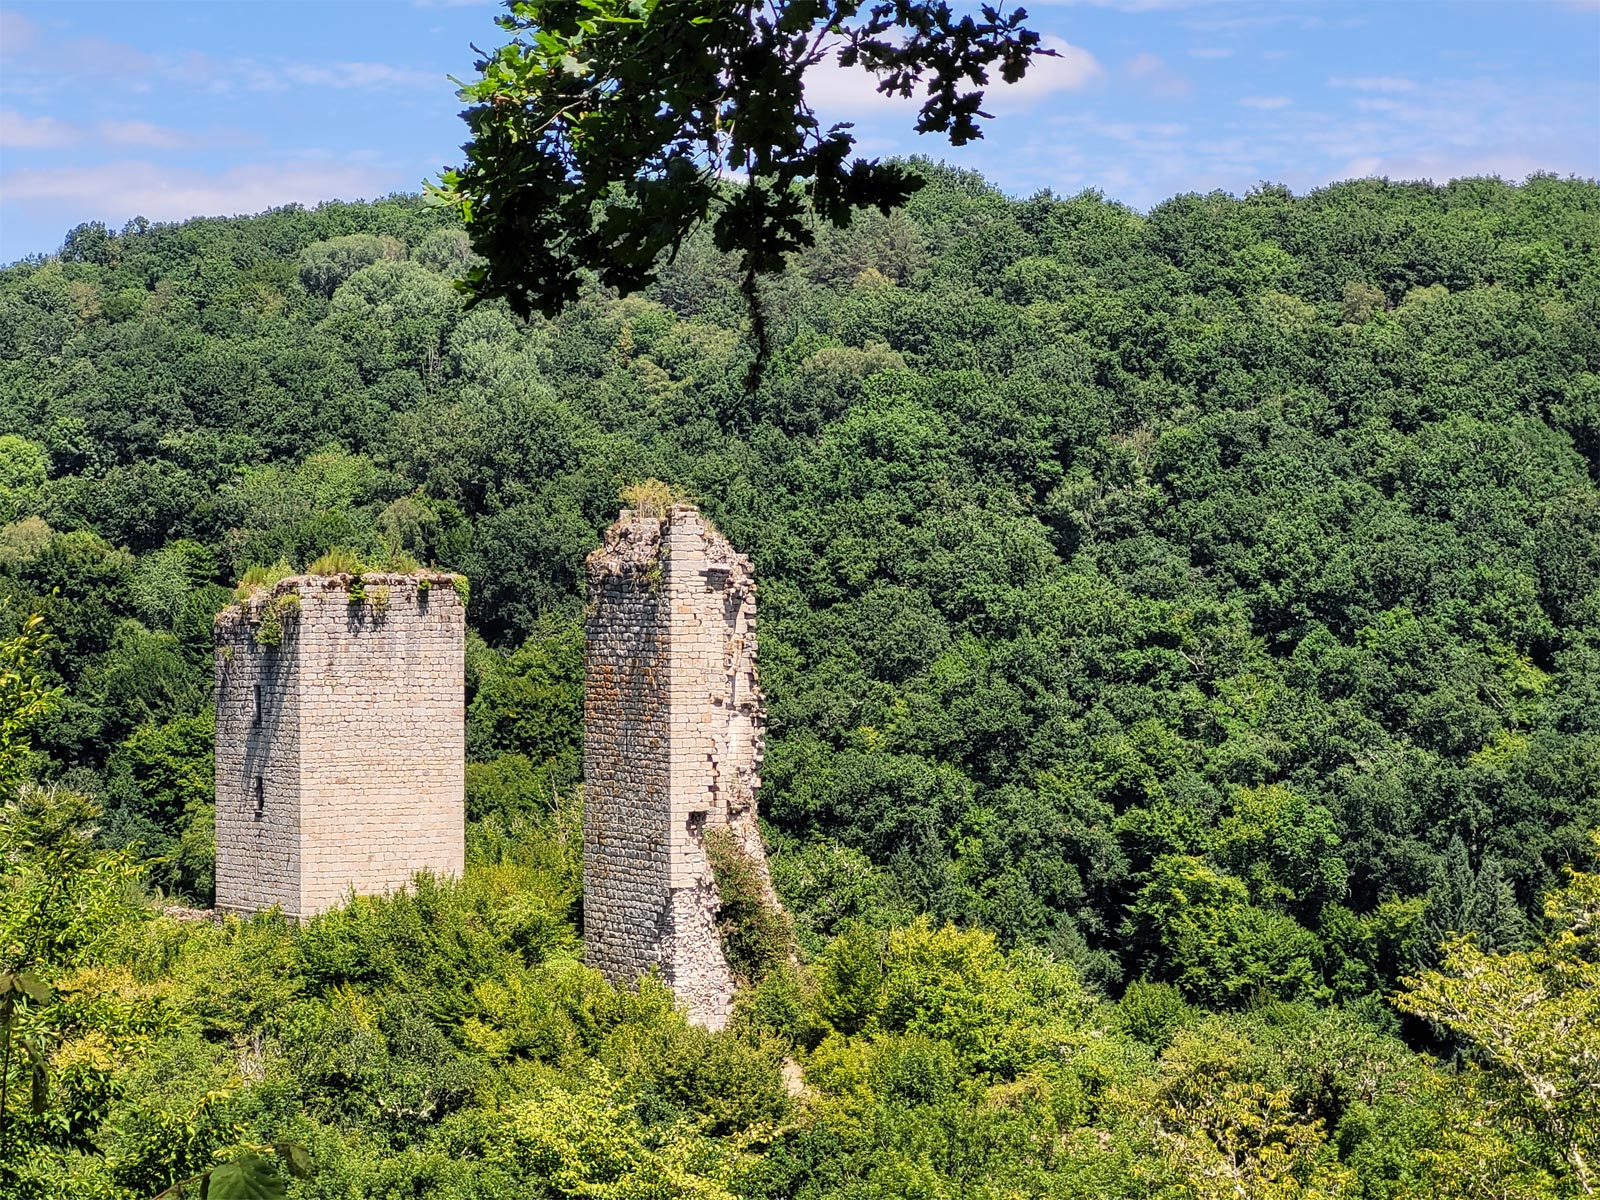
[1113,1024,1350,1200]
[1398,834,1600,1193]
[0,438,47,526]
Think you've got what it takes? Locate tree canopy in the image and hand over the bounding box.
[0,165,1598,1195]
[435,0,1051,369]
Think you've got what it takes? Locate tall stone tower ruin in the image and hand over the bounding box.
[214,573,466,920]
[584,504,776,1029]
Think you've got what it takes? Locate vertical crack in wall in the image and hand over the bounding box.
[583,503,779,1029]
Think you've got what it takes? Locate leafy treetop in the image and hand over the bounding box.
[434,0,1052,370]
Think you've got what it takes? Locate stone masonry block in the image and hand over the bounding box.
[583,505,779,1030]
[214,573,465,921]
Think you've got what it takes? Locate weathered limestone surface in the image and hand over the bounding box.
[214,574,465,920]
[584,505,776,1029]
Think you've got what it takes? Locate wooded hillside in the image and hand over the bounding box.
[0,167,1597,1196]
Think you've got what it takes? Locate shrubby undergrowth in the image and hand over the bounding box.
[4,780,1596,1196]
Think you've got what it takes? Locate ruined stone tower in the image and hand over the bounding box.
[584,504,775,1029]
[214,573,466,920]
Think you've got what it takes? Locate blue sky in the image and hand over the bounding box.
[1,0,1596,263]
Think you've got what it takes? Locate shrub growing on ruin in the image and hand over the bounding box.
[232,559,294,601]
[306,548,365,577]
[619,479,689,521]
[705,829,793,985]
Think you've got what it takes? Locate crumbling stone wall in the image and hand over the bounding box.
[584,504,776,1028]
[214,574,465,920]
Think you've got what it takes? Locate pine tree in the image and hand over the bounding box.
[1465,856,1526,954]
[1419,837,1528,963]
[1418,835,1476,965]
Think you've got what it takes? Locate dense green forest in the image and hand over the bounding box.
[0,166,1597,1196]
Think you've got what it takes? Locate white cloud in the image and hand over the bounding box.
[1350,97,1425,118]
[1056,115,1187,154]
[1126,52,1165,78]
[0,8,37,52]
[96,120,198,150]
[1184,11,1368,33]
[0,111,212,152]
[1330,75,1418,92]
[15,34,157,91]
[1339,149,1560,184]
[1124,52,1192,97]
[1088,120,1188,141]
[988,37,1103,109]
[0,160,394,225]
[990,60,1596,215]
[1188,47,1234,59]
[153,53,439,94]
[281,61,441,90]
[161,52,286,94]
[803,56,918,117]
[1029,0,1209,9]
[0,109,79,149]
[806,36,1100,120]
[1,19,439,98]
[1287,75,1598,192]
[1239,95,1292,110]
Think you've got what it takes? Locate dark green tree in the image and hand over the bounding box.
[1418,835,1527,962]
